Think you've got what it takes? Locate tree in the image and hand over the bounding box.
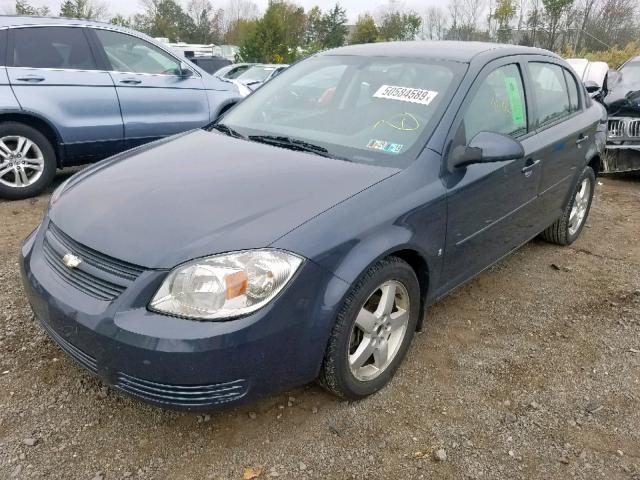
[542,0,574,49]
[378,10,422,41]
[239,1,306,63]
[321,3,349,48]
[110,14,131,27]
[423,6,447,40]
[15,0,50,15]
[494,0,516,42]
[187,0,217,43]
[351,13,378,44]
[135,0,196,42]
[59,0,107,20]
[305,6,324,47]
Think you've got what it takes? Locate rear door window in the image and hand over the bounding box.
[463,64,528,143]
[529,62,571,128]
[12,27,97,70]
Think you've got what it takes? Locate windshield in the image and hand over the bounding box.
[220,55,464,167]
[620,62,640,85]
[237,66,278,83]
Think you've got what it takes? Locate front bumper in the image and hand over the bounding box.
[604,117,640,173]
[20,222,348,410]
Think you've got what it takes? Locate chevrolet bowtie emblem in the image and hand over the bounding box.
[62,253,82,269]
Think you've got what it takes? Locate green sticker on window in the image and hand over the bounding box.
[504,77,526,127]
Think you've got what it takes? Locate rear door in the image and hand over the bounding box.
[6,26,123,162]
[90,28,210,148]
[525,59,593,220]
[441,58,542,291]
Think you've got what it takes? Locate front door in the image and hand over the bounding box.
[440,60,542,292]
[7,26,123,162]
[90,28,210,148]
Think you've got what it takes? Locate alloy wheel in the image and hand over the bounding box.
[348,280,410,382]
[568,178,591,236]
[0,136,45,189]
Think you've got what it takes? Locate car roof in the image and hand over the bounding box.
[0,15,114,29]
[321,41,558,63]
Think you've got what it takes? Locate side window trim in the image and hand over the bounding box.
[91,27,199,78]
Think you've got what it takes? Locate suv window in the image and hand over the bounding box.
[564,68,580,112]
[95,29,181,75]
[529,62,571,127]
[463,64,527,143]
[12,27,96,70]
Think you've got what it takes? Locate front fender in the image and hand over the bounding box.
[273,155,447,303]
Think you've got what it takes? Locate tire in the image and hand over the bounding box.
[318,256,420,400]
[540,166,595,245]
[0,122,57,200]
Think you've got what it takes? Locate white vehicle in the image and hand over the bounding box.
[566,58,609,96]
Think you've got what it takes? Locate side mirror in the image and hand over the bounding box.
[179,62,193,77]
[584,80,600,93]
[448,131,525,172]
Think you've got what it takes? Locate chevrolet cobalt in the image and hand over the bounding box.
[21,42,603,409]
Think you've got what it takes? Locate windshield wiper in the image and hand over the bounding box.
[248,135,337,158]
[210,123,245,139]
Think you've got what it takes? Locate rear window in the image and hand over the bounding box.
[12,27,97,70]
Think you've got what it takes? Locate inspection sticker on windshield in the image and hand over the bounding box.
[373,85,438,106]
[367,139,404,154]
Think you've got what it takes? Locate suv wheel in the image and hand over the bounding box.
[540,166,595,245]
[0,122,57,200]
[318,257,420,400]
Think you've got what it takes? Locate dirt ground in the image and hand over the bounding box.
[0,171,638,480]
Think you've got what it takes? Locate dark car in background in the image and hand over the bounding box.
[0,16,241,199]
[21,41,603,410]
[603,56,640,173]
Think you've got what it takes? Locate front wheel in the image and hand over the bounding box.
[540,166,595,245]
[318,257,420,400]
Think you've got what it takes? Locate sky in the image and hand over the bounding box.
[0,0,440,23]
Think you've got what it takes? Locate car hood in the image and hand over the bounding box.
[50,130,397,269]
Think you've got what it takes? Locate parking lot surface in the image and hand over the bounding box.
[0,172,638,480]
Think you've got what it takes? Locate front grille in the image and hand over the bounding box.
[115,372,248,408]
[38,318,97,373]
[608,119,625,138]
[629,119,640,138]
[42,223,144,301]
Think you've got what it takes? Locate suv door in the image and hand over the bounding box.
[90,28,210,148]
[526,60,594,220]
[441,59,542,291]
[6,26,123,162]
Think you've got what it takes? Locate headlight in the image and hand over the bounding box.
[149,249,303,320]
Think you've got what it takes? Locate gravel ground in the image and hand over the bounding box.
[0,172,638,480]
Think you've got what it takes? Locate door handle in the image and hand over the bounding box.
[576,134,589,145]
[16,75,45,82]
[521,158,540,177]
[119,78,142,85]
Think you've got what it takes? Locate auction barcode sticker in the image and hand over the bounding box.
[373,85,438,106]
